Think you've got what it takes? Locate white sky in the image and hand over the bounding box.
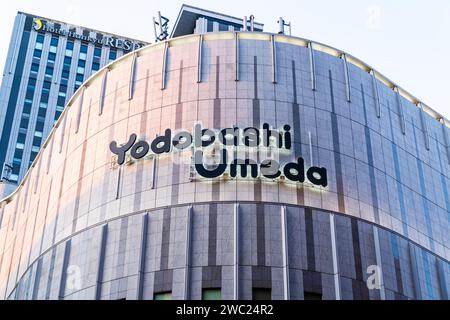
[0,0,449,118]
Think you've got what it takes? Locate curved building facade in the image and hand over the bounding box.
[0,32,449,300]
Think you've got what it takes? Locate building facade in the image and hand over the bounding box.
[0,26,449,299]
[0,12,147,194]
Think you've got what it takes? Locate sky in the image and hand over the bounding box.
[0,0,449,118]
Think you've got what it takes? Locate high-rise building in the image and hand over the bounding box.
[0,5,449,300]
[0,12,148,195]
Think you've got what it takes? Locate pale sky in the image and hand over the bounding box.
[0,0,449,118]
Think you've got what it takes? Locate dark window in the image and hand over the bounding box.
[252,288,271,300]
[61,69,70,79]
[43,81,51,89]
[304,292,322,300]
[40,92,49,102]
[45,66,54,75]
[54,111,62,121]
[76,74,84,82]
[12,164,20,175]
[80,44,88,53]
[25,89,34,100]
[109,50,117,60]
[19,117,29,129]
[153,292,172,300]
[219,23,228,31]
[50,37,59,47]
[48,52,56,62]
[38,107,46,117]
[23,102,32,114]
[29,151,38,163]
[202,289,221,300]
[78,60,86,67]
[13,149,23,159]
[92,62,100,71]
[36,34,44,43]
[33,49,42,58]
[36,119,45,131]
[17,133,26,144]
[57,96,66,106]
[64,56,72,65]
[66,41,74,50]
[94,47,102,57]
[207,19,214,32]
[31,63,39,73]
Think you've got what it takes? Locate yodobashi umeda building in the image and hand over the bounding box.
[0,6,449,300]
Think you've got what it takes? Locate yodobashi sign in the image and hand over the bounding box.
[109,123,328,187]
[32,18,145,52]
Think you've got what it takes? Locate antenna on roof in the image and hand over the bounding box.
[277,17,291,36]
[242,15,256,31]
[153,11,169,42]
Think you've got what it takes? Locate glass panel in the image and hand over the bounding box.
[154,292,172,300]
[202,288,221,300]
[304,292,322,300]
[252,288,271,300]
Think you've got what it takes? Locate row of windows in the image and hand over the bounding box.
[152,288,322,300]
[55,40,74,123]
[10,42,44,182]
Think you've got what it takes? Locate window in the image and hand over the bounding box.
[79,52,87,60]
[207,19,214,32]
[50,37,59,47]
[109,50,117,61]
[66,41,74,50]
[219,23,229,31]
[31,63,39,73]
[31,145,40,153]
[77,67,85,74]
[45,66,54,75]
[34,42,43,50]
[29,152,38,163]
[61,69,70,80]
[65,49,73,57]
[17,133,26,144]
[12,158,21,167]
[19,117,29,129]
[154,292,172,300]
[57,96,66,106]
[304,292,322,300]
[92,61,100,71]
[48,52,56,62]
[33,49,42,58]
[80,44,88,53]
[36,34,45,43]
[252,288,271,300]
[23,102,32,115]
[14,149,23,159]
[78,60,86,68]
[202,288,221,300]
[94,47,102,57]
